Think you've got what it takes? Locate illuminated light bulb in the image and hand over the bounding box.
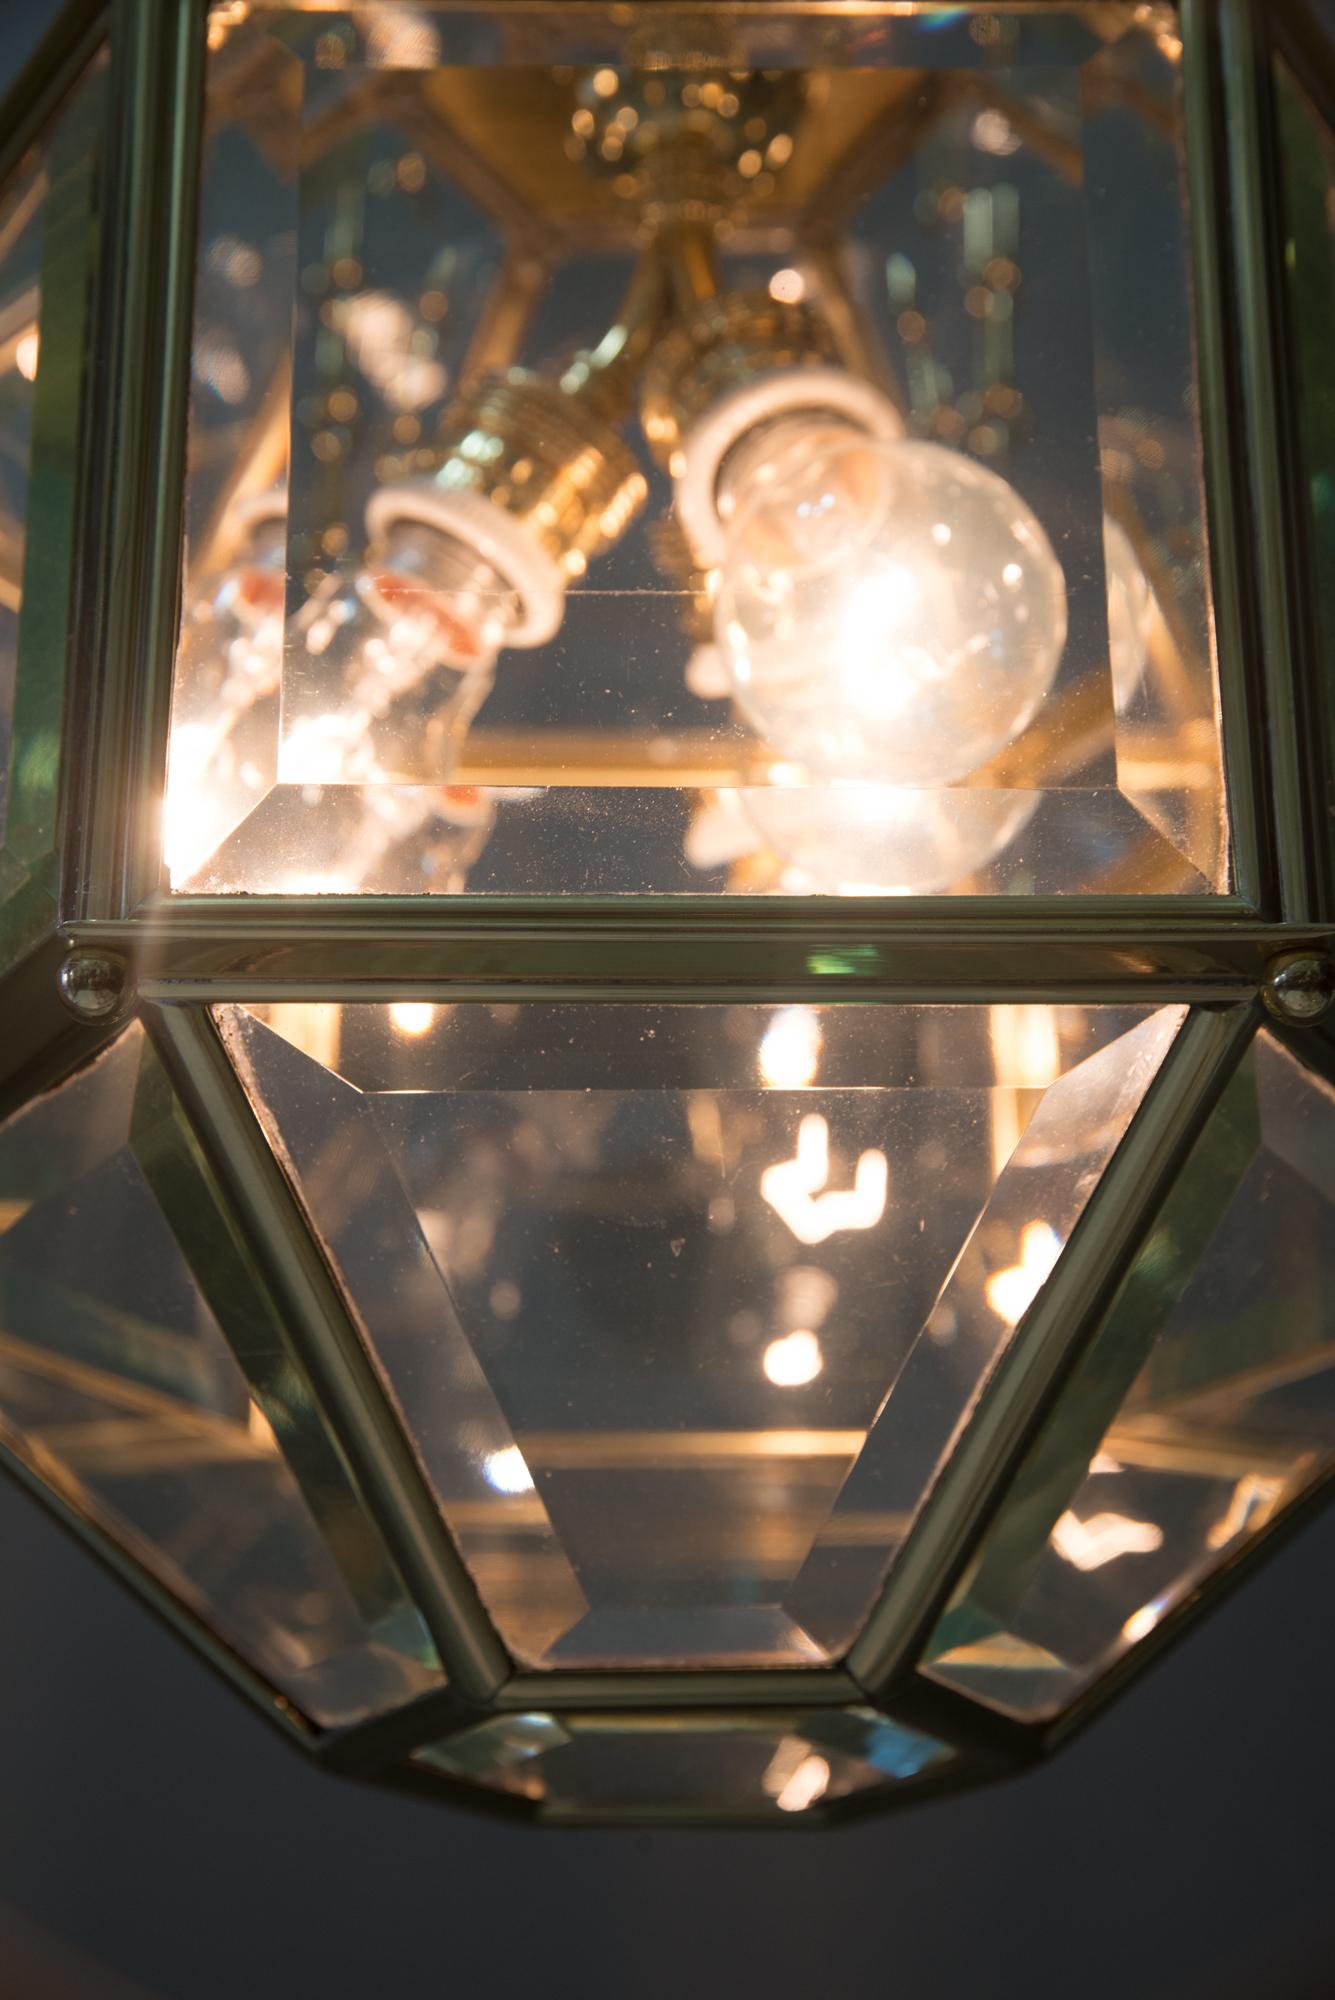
[763,1736,832,1812]
[274,560,501,793]
[484,1445,536,1495]
[330,784,495,894]
[1103,514,1152,713]
[1121,1601,1165,1644]
[774,1753,831,1813]
[1050,1509,1164,1572]
[985,1219,1062,1325]
[739,783,1038,895]
[165,495,288,883]
[715,427,1067,785]
[761,1113,888,1246]
[389,1002,435,1036]
[674,370,904,571]
[762,1329,823,1387]
[1206,1473,1285,1551]
[359,514,530,676]
[14,327,38,382]
[366,484,567,668]
[759,1006,822,1087]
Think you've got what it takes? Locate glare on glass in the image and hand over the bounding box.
[922,1032,1335,1721]
[221,998,1184,1668]
[414,1707,954,1822]
[0,1024,444,1727]
[168,3,1226,897]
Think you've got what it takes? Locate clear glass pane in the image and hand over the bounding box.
[0,1023,444,1726]
[0,55,104,962]
[1274,57,1335,860]
[170,3,1225,897]
[922,1031,1335,1721]
[222,998,1184,1668]
[414,1706,953,1821]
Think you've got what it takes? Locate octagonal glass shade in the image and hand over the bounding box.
[0,1023,444,1727]
[220,998,1185,1669]
[0,52,104,966]
[922,1030,1335,1722]
[412,1707,955,1823]
[166,2,1228,898]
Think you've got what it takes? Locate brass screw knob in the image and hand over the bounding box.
[1262,950,1335,1025]
[57,949,132,1026]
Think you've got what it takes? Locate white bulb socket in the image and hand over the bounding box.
[365,481,567,647]
[674,369,905,569]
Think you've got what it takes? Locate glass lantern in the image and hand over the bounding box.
[0,0,1331,1825]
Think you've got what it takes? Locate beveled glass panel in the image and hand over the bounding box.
[414,1706,953,1821]
[222,999,1184,1668]
[0,1023,444,1726]
[0,55,104,964]
[1274,57,1335,858]
[922,1032,1335,1721]
[169,4,1225,897]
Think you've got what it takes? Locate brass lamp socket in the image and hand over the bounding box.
[367,368,648,645]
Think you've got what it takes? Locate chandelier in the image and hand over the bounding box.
[0,0,1331,1824]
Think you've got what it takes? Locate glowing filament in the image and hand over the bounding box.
[763,1330,823,1388]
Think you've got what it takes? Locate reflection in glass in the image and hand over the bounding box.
[0,1025,443,1726]
[221,999,1184,1669]
[923,1033,1335,1720]
[171,4,1226,897]
[0,147,44,852]
[0,53,104,959]
[1274,58,1335,843]
[414,1707,953,1821]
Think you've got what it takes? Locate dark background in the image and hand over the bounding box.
[3,8,1334,1997]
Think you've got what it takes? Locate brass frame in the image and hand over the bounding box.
[0,0,1330,1826]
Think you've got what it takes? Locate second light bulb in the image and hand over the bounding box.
[713,421,1068,786]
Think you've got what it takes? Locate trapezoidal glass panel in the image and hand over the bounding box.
[413,1707,955,1823]
[168,3,1226,897]
[921,1030,1335,1722]
[0,1023,444,1727]
[221,998,1184,1668]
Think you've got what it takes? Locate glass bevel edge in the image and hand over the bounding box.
[0,1007,473,1750]
[374,1703,998,1831]
[1264,5,1335,920]
[1217,0,1326,923]
[0,37,107,973]
[61,0,206,929]
[0,0,106,195]
[901,1014,1335,1744]
[0,1422,314,1748]
[149,1000,514,1702]
[847,1000,1260,1693]
[1180,0,1274,915]
[912,1460,1335,1761]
